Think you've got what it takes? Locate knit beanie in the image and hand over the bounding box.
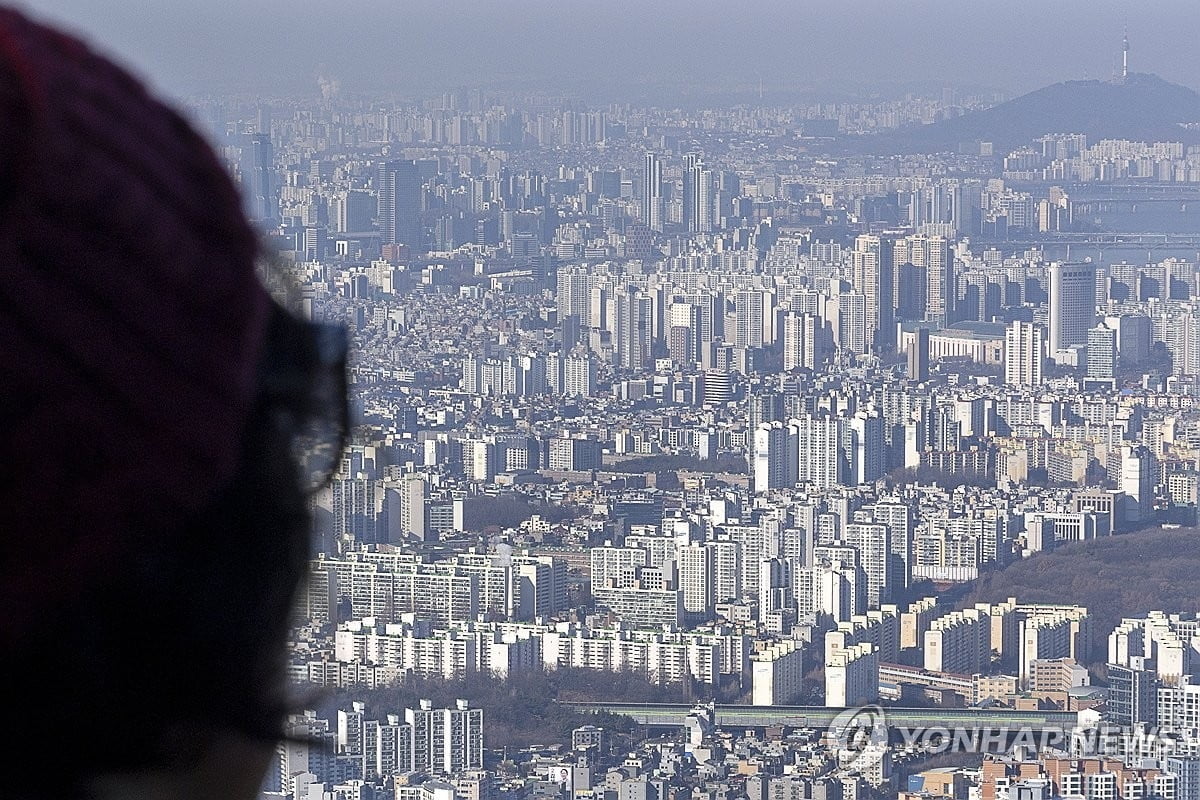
[0,8,272,638]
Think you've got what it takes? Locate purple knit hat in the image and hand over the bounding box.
[0,9,271,634]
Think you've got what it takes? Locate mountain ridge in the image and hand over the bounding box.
[856,73,1200,154]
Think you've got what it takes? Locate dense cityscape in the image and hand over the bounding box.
[163,29,1200,800]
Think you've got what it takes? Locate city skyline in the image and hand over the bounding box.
[13,2,1200,797]
[16,0,1200,101]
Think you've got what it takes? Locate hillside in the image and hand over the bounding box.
[861,73,1200,154]
[966,528,1200,654]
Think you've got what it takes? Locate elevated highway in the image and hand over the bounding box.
[972,232,1200,248]
[559,701,1079,736]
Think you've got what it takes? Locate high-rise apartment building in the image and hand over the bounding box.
[615,287,652,370]
[1087,323,1117,379]
[1005,321,1044,387]
[924,235,954,327]
[735,289,766,350]
[641,152,664,232]
[852,234,896,351]
[783,312,821,371]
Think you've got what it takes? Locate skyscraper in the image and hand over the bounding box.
[1087,322,1117,379]
[615,287,652,370]
[681,154,715,234]
[753,422,789,494]
[783,312,821,371]
[1048,261,1096,354]
[830,291,868,355]
[677,543,714,620]
[1005,321,1044,387]
[847,411,884,486]
[907,327,930,382]
[852,234,896,351]
[735,289,766,350]
[789,415,846,489]
[378,159,424,251]
[844,522,892,607]
[682,152,700,232]
[641,152,664,232]
[239,133,278,224]
[924,235,954,327]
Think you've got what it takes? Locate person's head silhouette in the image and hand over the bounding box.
[0,8,345,799]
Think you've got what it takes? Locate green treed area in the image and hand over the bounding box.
[322,668,697,750]
[966,528,1200,654]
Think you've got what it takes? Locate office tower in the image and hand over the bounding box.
[641,152,664,232]
[511,230,542,265]
[1005,321,1044,387]
[1048,261,1096,354]
[1106,314,1153,365]
[702,370,733,404]
[907,327,930,381]
[239,133,277,223]
[851,234,896,351]
[783,312,821,371]
[1087,323,1117,379]
[331,189,375,233]
[378,160,424,251]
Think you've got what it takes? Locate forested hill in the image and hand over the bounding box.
[860,73,1200,153]
[966,529,1200,653]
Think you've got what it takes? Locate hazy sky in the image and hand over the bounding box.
[14,1,1200,102]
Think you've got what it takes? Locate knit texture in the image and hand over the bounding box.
[0,8,271,637]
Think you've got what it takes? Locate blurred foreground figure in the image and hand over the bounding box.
[0,9,344,799]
